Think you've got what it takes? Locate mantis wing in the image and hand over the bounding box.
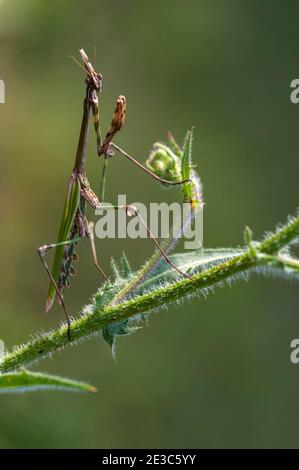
[45,175,80,313]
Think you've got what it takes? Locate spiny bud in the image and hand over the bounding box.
[146,142,181,183]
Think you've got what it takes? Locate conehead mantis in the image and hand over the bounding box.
[38,49,192,341]
[38,50,107,340]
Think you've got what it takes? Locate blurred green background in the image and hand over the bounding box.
[0,0,298,449]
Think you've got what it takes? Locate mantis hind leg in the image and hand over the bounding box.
[37,236,82,341]
[98,204,192,280]
[124,205,192,280]
[85,220,108,280]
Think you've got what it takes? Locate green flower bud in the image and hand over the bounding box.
[146,142,181,183]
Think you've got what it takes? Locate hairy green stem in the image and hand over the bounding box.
[0,211,298,373]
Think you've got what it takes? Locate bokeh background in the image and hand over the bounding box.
[0,0,298,449]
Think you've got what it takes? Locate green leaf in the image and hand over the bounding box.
[0,370,97,394]
[181,128,193,183]
[244,225,253,245]
[98,248,246,357]
[110,257,121,280]
[167,131,183,158]
[102,320,142,359]
[136,247,245,293]
[180,128,202,206]
[120,252,133,279]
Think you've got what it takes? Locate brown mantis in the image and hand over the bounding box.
[37,50,107,340]
[38,49,191,340]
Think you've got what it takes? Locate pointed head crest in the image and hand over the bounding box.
[79,48,102,92]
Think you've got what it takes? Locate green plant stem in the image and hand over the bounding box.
[0,211,298,373]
